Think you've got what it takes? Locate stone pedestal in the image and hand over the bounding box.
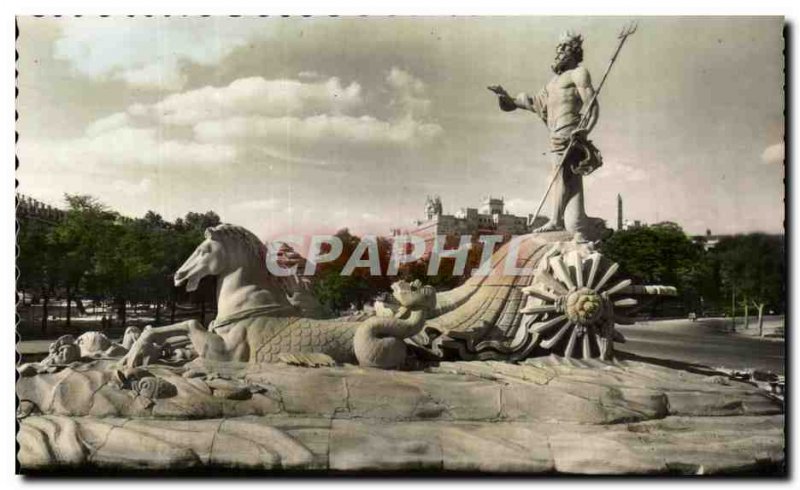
[17,357,784,474]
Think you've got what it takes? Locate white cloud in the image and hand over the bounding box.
[146,77,364,126]
[194,114,442,147]
[53,17,265,90]
[119,61,188,91]
[386,67,432,118]
[761,142,784,164]
[85,112,132,136]
[387,67,426,94]
[39,70,441,184]
[82,73,445,163]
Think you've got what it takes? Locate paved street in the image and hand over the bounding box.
[617,317,785,374]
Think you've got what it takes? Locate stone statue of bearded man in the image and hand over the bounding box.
[489,31,607,242]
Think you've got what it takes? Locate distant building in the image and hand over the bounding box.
[617,194,623,231]
[620,219,644,231]
[399,195,547,245]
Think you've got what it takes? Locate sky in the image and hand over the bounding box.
[16,16,785,240]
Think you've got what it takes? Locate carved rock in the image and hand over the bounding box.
[17,358,783,473]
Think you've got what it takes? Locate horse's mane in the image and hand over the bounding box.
[204,224,297,310]
[205,223,266,267]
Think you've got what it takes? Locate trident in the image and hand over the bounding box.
[527,21,638,228]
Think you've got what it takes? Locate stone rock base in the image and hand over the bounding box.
[17,357,785,474]
[18,414,784,474]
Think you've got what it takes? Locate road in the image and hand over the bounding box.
[617,318,785,375]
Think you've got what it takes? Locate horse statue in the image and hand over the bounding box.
[121,224,436,369]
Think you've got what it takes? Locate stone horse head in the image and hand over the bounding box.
[174,223,268,292]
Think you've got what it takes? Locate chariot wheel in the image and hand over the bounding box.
[521,250,640,360]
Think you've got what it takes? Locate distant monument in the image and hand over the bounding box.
[617,194,623,231]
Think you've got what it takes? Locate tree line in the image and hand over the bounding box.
[17,194,221,333]
[599,222,784,333]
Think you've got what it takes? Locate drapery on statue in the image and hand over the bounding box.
[489,31,607,242]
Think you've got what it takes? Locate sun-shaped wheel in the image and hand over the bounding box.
[520,249,640,360]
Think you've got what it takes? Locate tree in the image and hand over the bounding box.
[92,218,163,327]
[167,228,206,322]
[142,210,168,230]
[313,272,372,315]
[395,234,485,290]
[17,218,46,302]
[599,222,708,316]
[50,194,117,328]
[309,229,392,314]
[16,195,230,335]
[712,234,784,335]
[131,211,178,325]
[17,218,58,333]
[180,211,221,232]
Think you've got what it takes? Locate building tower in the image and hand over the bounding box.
[480,196,504,215]
[433,196,443,216]
[617,194,623,231]
[424,196,436,220]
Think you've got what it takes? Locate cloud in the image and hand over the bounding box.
[194,114,442,147]
[145,76,365,126]
[85,112,132,137]
[386,67,432,118]
[75,72,443,170]
[387,67,426,94]
[119,61,188,91]
[52,17,264,90]
[148,73,443,151]
[761,142,784,164]
[30,70,442,188]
